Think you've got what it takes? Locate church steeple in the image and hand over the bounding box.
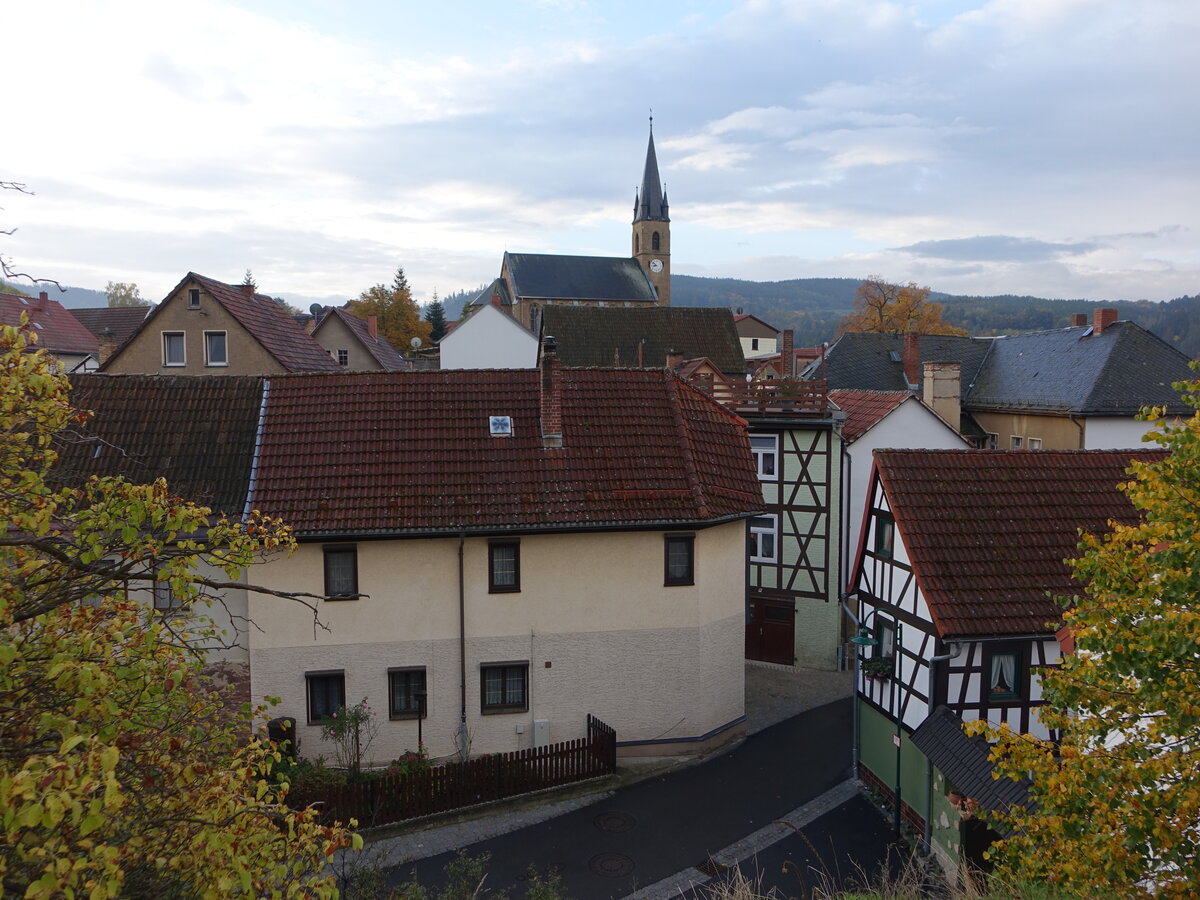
[632,117,671,305]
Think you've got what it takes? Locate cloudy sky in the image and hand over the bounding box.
[5,0,1197,307]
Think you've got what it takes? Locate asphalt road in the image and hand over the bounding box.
[384,699,893,900]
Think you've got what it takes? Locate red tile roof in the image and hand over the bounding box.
[69,306,152,346]
[253,368,762,536]
[874,449,1165,638]
[829,390,911,442]
[312,307,409,370]
[0,291,98,354]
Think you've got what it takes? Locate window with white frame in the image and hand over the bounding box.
[153,580,183,612]
[187,288,201,308]
[1011,435,1024,449]
[204,331,228,366]
[984,433,999,449]
[876,618,897,661]
[163,332,185,366]
[749,515,778,562]
[337,349,349,366]
[750,434,779,481]
[1028,437,1042,450]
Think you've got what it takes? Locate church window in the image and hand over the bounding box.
[652,232,660,251]
[634,234,639,253]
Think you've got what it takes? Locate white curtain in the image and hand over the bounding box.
[991,653,1016,693]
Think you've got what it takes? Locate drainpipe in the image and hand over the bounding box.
[458,530,468,760]
[923,640,964,848]
[1069,414,1086,449]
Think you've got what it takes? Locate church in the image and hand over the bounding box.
[473,122,673,334]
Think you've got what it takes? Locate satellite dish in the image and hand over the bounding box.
[410,337,422,349]
[309,303,324,316]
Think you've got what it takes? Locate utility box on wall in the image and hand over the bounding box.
[532,719,550,747]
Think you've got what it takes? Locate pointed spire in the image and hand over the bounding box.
[635,117,668,223]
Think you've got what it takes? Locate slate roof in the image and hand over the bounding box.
[828,390,910,443]
[874,449,1164,638]
[910,706,1031,815]
[504,253,658,303]
[59,375,265,516]
[68,306,150,347]
[634,127,669,222]
[312,307,409,370]
[541,306,747,374]
[252,368,761,537]
[0,291,98,354]
[811,332,989,393]
[469,278,512,308]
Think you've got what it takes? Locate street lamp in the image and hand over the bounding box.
[851,612,903,844]
[413,689,428,750]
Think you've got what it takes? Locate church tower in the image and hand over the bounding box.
[632,120,670,306]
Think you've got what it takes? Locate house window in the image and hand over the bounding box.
[984,433,999,449]
[153,580,183,612]
[204,331,228,366]
[664,533,694,585]
[1010,436,1023,449]
[876,619,897,665]
[1028,437,1042,450]
[306,671,345,723]
[481,662,528,713]
[750,434,779,481]
[874,515,895,559]
[751,338,759,351]
[749,515,778,563]
[323,545,358,599]
[187,288,201,308]
[388,667,427,720]
[337,349,349,366]
[988,649,1021,701]
[162,332,185,366]
[488,540,520,593]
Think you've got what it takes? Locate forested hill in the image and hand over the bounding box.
[670,274,1200,359]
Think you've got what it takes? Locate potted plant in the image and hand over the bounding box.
[863,656,893,681]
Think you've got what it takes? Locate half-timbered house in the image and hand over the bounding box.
[850,448,1162,871]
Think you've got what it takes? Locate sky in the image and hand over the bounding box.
[5,0,1198,308]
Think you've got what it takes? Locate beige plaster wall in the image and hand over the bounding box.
[246,523,747,761]
[105,279,284,375]
[311,316,380,370]
[971,411,1083,450]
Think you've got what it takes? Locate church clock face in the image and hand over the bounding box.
[649,258,664,273]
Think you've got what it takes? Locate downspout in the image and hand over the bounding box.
[458,529,468,760]
[1069,413,1086,449]
[923,640,964,848]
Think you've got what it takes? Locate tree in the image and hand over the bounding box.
[105,281,150,308]
[424,291,447,343]
[348,267,430,351]
[839,276,967,336]
[0,324,359,897]
[242,268,258,291]
[969,374,1200,898]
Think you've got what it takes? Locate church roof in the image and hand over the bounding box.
[503,252,658,303]
[634,124,669,222]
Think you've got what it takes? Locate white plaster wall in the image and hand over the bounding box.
[126,559,250,666]
[1083,416,1163,449]
[246,522,747,761]
[440,305,538,369]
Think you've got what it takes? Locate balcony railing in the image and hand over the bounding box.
[687,374,830,417]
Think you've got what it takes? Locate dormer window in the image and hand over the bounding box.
[187,288,201,309]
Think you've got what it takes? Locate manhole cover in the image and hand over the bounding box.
[593,810,637,833]
[588,853,636,877]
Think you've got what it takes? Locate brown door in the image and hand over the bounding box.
[745,597,795,665]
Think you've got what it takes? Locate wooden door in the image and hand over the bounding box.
[746,597,795,665]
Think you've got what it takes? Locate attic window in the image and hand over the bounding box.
[489,416,512,437]
[888,350,902,363]
[187,288,201,309]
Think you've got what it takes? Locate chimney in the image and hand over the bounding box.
[540,336,563,449]
[367,315,378,339]
[1093,308,1118,334]
[241,283,255,297]
[923,362,961,428]
[781,329,795,377]
[1070,313,1088,327]
[903,333,920,390]
[666,348,683,370]
[97,327,117,364]
[491,291,501,308]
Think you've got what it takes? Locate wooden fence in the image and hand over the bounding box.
[687,374,830,416]
[289,714,617,829]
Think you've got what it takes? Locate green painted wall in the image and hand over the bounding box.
[858,702,930,823]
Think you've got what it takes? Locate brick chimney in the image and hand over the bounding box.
[367,315,378,339]
[1093,308,1118,334]
[540,336,563,449]
[97,327,117,364]
[903,333,920,389]
[240,283,255,297]
[36,291,49,309]
[1070,313,1088,327]
[666,349,683,371]
[780,329,795,377]
[491,291,501,308]
[923,362,961,428]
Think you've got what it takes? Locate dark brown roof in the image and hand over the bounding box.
[829,390,910,442]
[252,368,761,537]
[0,292,98,354]
[58,375,266,516]
[312,307,409,370]
[874,449,1164,638]
[542,306,747,375]
[69,306,151,346]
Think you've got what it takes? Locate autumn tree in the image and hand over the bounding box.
[105,280,149,308]
[348,266,430,351]
[969,373,1200,898]
[0,324,359,897]
[839,276,966,336]
[424,291,447,343]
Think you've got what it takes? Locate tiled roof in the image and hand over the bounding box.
[874,449,1164,638]
[828,390,910,442]
[504,253,657,303]
[252,368,761,536]
[910,706,1031,815]
[967,322,1193,415]
[0,292,98,354]
[58,375,265,516]
[68,306,150,346]
[542,306,747,374]
[313,307,409,370]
